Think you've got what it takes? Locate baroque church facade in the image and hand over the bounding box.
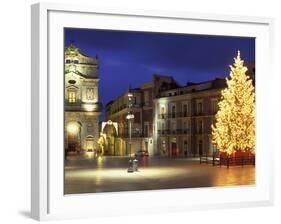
[64,44,101,155]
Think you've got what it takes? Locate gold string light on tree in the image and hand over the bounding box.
[212,51,255,155]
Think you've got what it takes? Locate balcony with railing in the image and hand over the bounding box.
[157,129,189,136]
[158,112,191,119]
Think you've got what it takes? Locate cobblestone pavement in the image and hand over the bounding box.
[64,155,255,194]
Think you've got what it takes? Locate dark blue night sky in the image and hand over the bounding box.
[64,28,255,120]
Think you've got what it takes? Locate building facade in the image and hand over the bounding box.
[64,44,102,155]
[105,75,179,156]
[104,60,255,157]
[105,84,154,156]
[105,66,254,157]
[153,79,224,157]
[153,62,255,157]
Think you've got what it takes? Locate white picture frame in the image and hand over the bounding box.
[31,2,275,221]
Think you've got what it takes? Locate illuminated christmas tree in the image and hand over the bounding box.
[212,51,255,155]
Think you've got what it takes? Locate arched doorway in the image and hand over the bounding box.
[100,120,119,156]
[66,121,81,153]
[103,125,118,155]
[101,120,118,135]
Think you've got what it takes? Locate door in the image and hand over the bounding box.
[171,142,177,157]
[199,140,203,156]
[184,140,188,157]
[86,136,94,152]
[68,132,78,152]
[145,141,148,152]
[66,121,81,153]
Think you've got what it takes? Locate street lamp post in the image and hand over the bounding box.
[126,88,135,172]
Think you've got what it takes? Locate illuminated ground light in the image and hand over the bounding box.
[65,167,191,180]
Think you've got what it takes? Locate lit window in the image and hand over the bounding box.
[68,91,76,103]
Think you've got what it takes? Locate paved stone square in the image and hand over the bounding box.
[64,155,255,194]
